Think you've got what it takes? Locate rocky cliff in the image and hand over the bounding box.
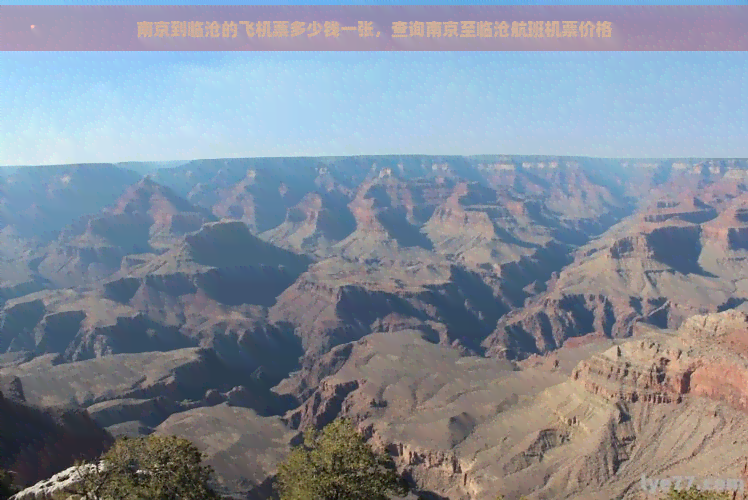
[0,380,113,488]
[572,310,748,413]
[483,186,748,361]
[277,312,748,500]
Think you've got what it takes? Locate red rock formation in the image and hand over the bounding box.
[702,194,748,251]
[572,311,748,414]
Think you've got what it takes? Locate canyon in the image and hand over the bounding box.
[2,156,748,500]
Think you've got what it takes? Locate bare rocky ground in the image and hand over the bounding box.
[279,312,748,500]
[2,156,748,499]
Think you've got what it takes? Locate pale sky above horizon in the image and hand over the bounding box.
[2,51,746,167]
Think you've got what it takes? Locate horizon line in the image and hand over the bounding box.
[3,154,748,169]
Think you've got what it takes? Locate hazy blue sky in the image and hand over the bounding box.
[2,51,746,166]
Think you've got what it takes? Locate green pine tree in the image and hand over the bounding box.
[69,434,221,500]
[664,486,733,499]
[275,418,408,500]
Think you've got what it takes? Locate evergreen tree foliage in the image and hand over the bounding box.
[69,434,221,500]
[275,418,408,500]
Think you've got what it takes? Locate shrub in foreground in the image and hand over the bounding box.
[275,418,408,500]
[69,434,221,500]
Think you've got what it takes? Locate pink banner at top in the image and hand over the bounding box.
[2,5,747,51]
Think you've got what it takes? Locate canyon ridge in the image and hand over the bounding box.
[2,156,748,500]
